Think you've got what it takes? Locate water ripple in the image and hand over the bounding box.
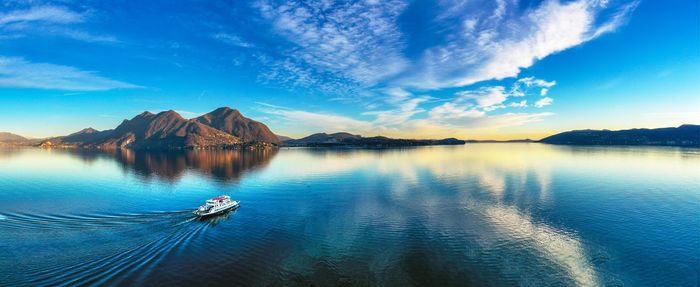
[0,210,219,287]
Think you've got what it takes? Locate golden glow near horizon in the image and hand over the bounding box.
[259,143,700,186]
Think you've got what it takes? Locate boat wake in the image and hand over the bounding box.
[0,210,193,230]
[28,223,208,286]
[0,210,233,286]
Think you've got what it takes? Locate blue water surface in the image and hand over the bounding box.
[0,144,698,286]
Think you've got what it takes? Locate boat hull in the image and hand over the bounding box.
[193,203,239,217]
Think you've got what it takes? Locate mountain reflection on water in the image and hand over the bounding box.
[61,148,278,182]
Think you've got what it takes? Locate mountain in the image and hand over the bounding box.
[59,128,112,143]
[42,110,243,149]
[104,110,242,149]
[39,107,281,149]
[0,132,27,143]
[540,125,700,147]
[285,132,361,145]
[195,107,279,144]
[284,132,465,147]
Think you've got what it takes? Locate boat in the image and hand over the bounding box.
[193,195,240,217]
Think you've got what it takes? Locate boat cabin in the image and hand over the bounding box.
[206,195,230,206]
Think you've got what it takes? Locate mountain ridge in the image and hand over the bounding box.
[40,108,278,149]
[539,124,700,147]
[5,123,699,149]
[0,132,28,143]
[284,132,465,147]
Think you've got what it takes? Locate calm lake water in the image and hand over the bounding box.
[0,144,698,286]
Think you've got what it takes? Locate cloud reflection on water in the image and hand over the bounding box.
[247,144,603,285]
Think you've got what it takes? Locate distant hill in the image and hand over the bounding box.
[58,127,111,143]
[465,139,535,143]
[540,125,700,147]
[0,132,27,143]
[284,132,465,147]
[195,107,279,144]
[276,135,294,142]
[40,107,279,149]
[285,132,361,145]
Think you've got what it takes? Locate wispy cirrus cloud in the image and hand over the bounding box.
[362,96,430,126]
[212,32,253,48]
[0,57,141,91]
[0,5,83,25]
[258,103,373,133]
[254,0,409,95]
[0,4,117,43]
[50,27,118,43]
[589,0,641,39]
[455,87,509,111]
[250,0,635,94]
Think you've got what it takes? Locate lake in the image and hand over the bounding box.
[0,144,698,286]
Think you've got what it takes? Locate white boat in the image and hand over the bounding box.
[193,195,240,217]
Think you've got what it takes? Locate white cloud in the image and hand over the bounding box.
[363,96,429,126]
[516,77,556,89]
[534,97,554,108]
[512,76,556,97]
[590,0,640,39]
[0,57,141,91]
[383,87,411,103]
[432,76,554,118]
[510,100,527,108]
[428,102,485,121]
[0,6,83,26]
[456,86,509,109]
[212,33,252,48]
[400,0,633,89]
[51,27,118,43]
[0,5,117,43]
[423,75,556,129]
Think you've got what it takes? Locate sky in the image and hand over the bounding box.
[0,0,698,140]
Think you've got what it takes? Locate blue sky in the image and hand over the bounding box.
[0,0,698,139]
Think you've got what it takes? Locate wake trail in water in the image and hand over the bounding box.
[0,209,214,287]
[24,217,209,287]
[0,210,192,231]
